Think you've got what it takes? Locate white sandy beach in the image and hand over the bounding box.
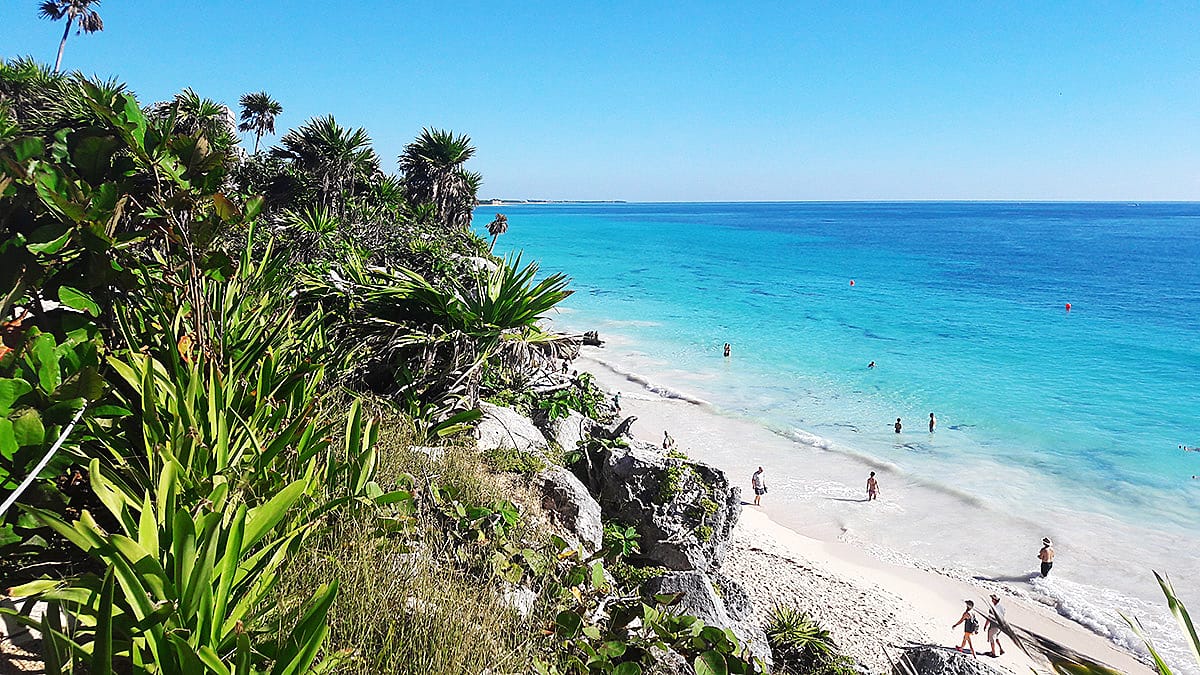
[576,350,1153,674]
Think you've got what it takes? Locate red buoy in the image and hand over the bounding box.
[849,280,855,286]
[1065,303,1071,312]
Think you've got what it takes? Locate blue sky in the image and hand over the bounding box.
[3,1,1198,201]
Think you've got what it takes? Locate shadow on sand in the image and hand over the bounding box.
[827,496,871,503]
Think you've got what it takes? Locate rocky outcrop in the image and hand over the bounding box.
[575,438,741,573]
[539,410,596,454]
[582,330,604,346]
[643,571,772,668]
[591,415,637,441]
[892,647,1007,675]
[710,569,754,622]
[476,402,550,457]
[537,466,603,554]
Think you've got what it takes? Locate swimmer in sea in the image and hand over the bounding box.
[894,418,902,434]
[723,343,731,358]
[868,361,875,368]
[929,412,936,433]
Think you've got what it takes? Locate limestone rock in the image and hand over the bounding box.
[710,569,754,622]
[539,410,596,454]
[578,439,741,572]
[582,330,604,346]
[642,570,772,669]
[537,466,603,554]
[892,646,1008,675]
[475,402,549,457]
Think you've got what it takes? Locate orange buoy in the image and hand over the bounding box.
[849,280,855,286]
[1065,303,1071,312]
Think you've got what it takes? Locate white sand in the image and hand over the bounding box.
[578,352,1152,674]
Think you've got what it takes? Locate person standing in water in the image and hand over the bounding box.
[723,343,731,358]
[894,418,902,433]
[866,471,879,500]
[929,413,937,432]
[867,361,875,368]
[1038,538,1055,577]
[751,467,766,506]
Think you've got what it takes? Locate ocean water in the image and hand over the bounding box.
[477,202,1200,670]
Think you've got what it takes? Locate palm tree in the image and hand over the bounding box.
[272,115,380,214]
[399,128,478,229]
[237,91,282,154]
[38,0,104,73]
[486,214,508,253]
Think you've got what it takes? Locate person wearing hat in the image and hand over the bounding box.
[985,594,1006,657]
[952,600,980,656]
[1038,537,1055,577]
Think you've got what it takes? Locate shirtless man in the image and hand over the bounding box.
[1038,537,1055,577]
[929,412,936,432]
[866,471,879,500]
[894,418,902,434]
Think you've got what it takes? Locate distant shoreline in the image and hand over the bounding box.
[475,199,627,205]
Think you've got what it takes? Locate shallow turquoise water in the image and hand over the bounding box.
[478,202,1200,666]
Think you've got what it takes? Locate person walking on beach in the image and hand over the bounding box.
[866,471,879,500]
[953,600,980,657]
[561,360,569,375]
[1038,537,1055,577]
[929,413,937,433]
[751,467,766,506]
[663,430,675,450]
[894,418,902,433]
[985,594,1006,657]
[613,391,622,411]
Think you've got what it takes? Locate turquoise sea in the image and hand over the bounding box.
[479,202,1200,668]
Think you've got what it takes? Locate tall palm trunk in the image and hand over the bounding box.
[489,233,499,253]
[253,131,261,154]
[53,16,74,72]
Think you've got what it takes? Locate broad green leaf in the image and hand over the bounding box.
[58,286,100,317]
[0,419,16,460]
[12,136,43,162]
[11,408,45,446]
[25,222,71,255]
[612,663,642,675]
[31,333,61,394]
[0,378,33,414]
[272,581,338,675]
[555,610,583,638]
[694,650,728,675]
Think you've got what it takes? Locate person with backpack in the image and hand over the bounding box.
[952,600,980,657]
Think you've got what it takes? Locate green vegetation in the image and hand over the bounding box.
[0,58,772,674]
[766,606,857,675]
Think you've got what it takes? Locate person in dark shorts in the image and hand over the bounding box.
[894,418,902,433]
[751,467,766,506]
[867,471,879,500]
[953,600,979,656]
[929,412,936,432]
[1038,537,1055,577]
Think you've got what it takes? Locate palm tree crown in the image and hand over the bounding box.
[272,115,380,213]
[38,0,104,72]
[399,128,480,229]
[238,91,282,154]
[486,214,508,253]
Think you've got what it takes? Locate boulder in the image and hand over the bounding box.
[578,439,741,572]
[581,330,604,346]
[539,410,596,454]
[710,569,754,622]
[475,402,549,458]
[892,646,1007,675]
[537,466,604,554]
[642,570,772,669]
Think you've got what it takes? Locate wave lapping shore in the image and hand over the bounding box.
[576,349,1160,675]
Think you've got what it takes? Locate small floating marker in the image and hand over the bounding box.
[1065,303,1071,312]
[849,280,855,286]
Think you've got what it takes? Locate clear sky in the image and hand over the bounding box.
[3,1,1198,201]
